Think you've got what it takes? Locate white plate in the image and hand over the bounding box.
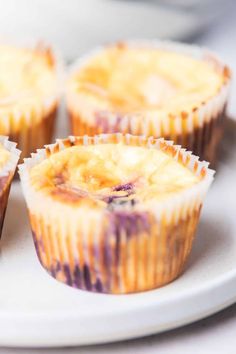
[0,119,236,348]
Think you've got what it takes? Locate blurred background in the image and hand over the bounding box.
[0,0,234,59]
[0,0,235,116]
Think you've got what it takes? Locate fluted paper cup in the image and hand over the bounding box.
[19,133,214,294]
[0,136,21,236]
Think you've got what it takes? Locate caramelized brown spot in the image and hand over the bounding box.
[45,147,51,158]
[223,66,231,80]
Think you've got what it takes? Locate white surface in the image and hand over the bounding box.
[0,3,236,353]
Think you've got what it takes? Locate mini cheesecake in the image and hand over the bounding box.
[0,43,60,159]
[0,137,20,237]
[66,41,231,164]
[19,134,214,294]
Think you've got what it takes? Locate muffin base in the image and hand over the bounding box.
[30,206,201,294]
[9,106,57,161]
[19,134,214,294]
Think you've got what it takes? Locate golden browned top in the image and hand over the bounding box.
[29,143,200,207]
[67,44,226,117]
[0,44,57,113]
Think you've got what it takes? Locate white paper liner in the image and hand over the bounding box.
[66,39,231,138]
[0,136,21,178]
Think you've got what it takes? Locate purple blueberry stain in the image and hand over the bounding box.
[31,183,150,294]
[95,278,103,292]
[54,261,62,273]
[31,229,106,292]
[63,264,73,286]
[110,211,150,239]
[95,111,123,133]
[114,226,120,265]
[31,230,45,263]
[103,182,137,210]
[95,111,110,133]
[49,260,62,277]
[73,264,81,288]
[113,182,133,192]
[103,240,113,268]
[113,115,123,133]
[83,264,92,291]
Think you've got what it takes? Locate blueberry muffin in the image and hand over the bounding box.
[66,41,231,164]
[19,134,214,293]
